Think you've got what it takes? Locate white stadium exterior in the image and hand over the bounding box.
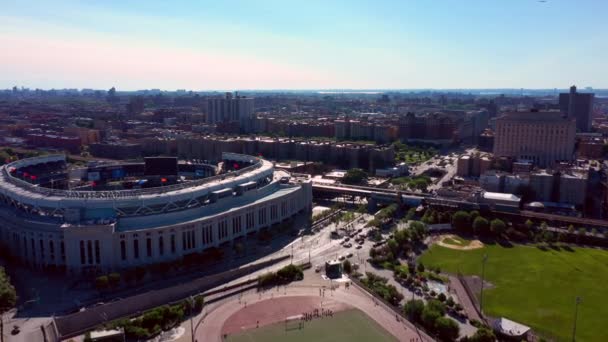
[0,153,312,274]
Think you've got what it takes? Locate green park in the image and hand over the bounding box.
[420,242,608,341]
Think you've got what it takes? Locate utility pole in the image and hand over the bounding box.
[572,296,581,342]
[479,254,488,316]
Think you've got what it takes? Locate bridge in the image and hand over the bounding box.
[311,182,426,207]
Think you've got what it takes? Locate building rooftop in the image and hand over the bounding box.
[483,191,521,202]
[493,317,530,337]
[499,110,571,122]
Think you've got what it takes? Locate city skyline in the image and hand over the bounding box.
[1,0,608,90]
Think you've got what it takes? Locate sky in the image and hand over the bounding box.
[1,0,607,90]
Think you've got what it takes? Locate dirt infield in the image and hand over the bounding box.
[221,295,352,335]
[436,234,484,250]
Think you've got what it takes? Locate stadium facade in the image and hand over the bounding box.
[0,153,312,274]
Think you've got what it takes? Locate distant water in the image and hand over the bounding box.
[317,91,382,94]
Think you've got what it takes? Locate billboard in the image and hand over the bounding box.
[144,157,178,176]
[87,171,101,181]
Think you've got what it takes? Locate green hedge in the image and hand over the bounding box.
[258,264,303,287]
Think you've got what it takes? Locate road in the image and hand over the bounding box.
[409,148,477,192]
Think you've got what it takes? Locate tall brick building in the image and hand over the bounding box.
[493,110,575,167]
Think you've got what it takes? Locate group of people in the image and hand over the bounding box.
[301,308,334,322]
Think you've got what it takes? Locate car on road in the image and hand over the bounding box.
[315,265,322,273]
[344,243,352,248]
[356,245,362,249]
[11,326,20,335]
[344,237,350,242]
[346,252,353,258]
[338,255,346,261]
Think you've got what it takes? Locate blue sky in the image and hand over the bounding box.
[1,0,607,90]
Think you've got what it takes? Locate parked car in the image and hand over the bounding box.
[315,265,322,273]
[11,326,20,335]
[346,252,353,258]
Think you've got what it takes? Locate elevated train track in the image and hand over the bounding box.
[312,183,608,229]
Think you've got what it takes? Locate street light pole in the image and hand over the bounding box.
[308,244,311,264]
[0,308,4,342]
[189,296,195,342]
[479,254,488,316]
[572,296,581,342]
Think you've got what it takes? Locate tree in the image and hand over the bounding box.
[568,224,575,234]
[525,219,534,231]
[408,262,416,275]
[452,211,471,232]
[421,306,441,329]
[472,216,489,235]
[446,296,455,307]
[387,239,399,255]
[357,203,368,214]
[404,299,425,323]
[417,262,425,273]
[0,268,16,310]
[342,168,368,185]
[108,273,121,288]
[405,207,416,221]
[410,221,428,242]
[0,267,17,342]
[193,295,205,312]
[342,259,352,274]
[543,230,554,244]
[469,210,480,221]
[577,227,587,243]
[435,317,460,341]
[394,228,410,245]
[369,247,378,258]
[469,327,496,342]
[540,221,548,231]
[426,299,446,315]
[366,218,382,229]
[95,275,109,291]
[490,219,506,237]
[557,232,566,243]
[437,293,447,302]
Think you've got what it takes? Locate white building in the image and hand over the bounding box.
[0,153,311,274]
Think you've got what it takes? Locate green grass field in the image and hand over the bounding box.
[420,243,608,341]
[225,309,397,342]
